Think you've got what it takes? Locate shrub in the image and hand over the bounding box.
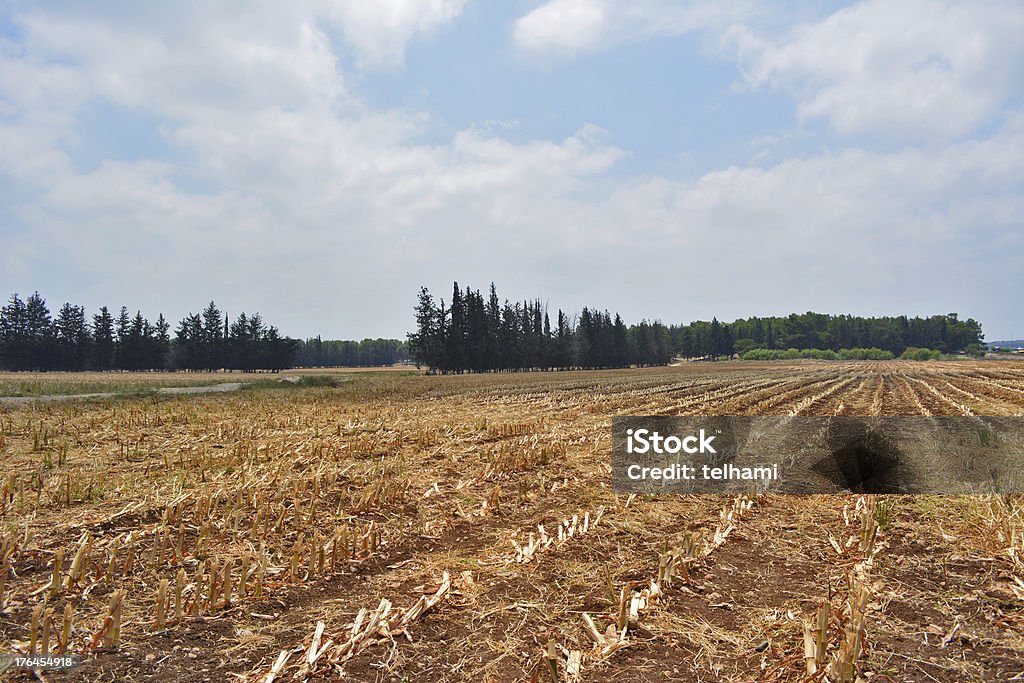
[296,374,341,387]
[900,347,941,361]
[742,347,894,361]
[837,347,893,360]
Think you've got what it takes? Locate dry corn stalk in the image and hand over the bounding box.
[65,532,92,589]
[0,554,9,610]
[41,607,53,654]
[262,650,291,683]
[544,638,559,683]
[708,495,756,552]
[175,568,185,624]
[333,598,392,661]
[261,570,453,680]
[92,589,125,649]
[30,604,42,653]
[828,574,870,681]
[294,620,333,682]
[105,535,121,586]
[155,578,169,630]
[61,603,73,653]
[803,600,829,675]
[565,648,582,683]
[858,496,879,555]
[511,506,605,564]
[49,547,65,599]
[221,559,232,607]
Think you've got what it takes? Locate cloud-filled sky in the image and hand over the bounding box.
[1,0,1022,340]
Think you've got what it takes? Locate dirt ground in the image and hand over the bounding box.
[1,360,1022,682]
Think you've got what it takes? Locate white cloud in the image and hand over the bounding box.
[513,0,1024,141]
[0,2,1021,337]
[330,0,468,68]
[0,0,626,333]
[512,0,756,57]
[512,0,607,55]
[730,0,1024,138]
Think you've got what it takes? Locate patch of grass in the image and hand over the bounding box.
[295,374,341,388]
[242,374,344,391]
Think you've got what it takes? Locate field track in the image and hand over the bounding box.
[1,360,1023,682]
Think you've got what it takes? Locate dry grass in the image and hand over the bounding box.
[0,371,238,397]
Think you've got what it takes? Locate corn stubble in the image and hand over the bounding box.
[0,362,1021,681]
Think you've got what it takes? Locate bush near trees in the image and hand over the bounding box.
[741,348,896,361]
[899,347,942,361]
[0,292,296,372]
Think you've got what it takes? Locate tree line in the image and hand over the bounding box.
[407,283,676,372]
[740,347,896,361]
[296,338,410,367]
[0,292,296,372]
[1,287,986,374]
[683,312,984,358]
[740,346,952,362]
[407,283,985,373]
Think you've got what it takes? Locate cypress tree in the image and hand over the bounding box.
[0,294,29,370]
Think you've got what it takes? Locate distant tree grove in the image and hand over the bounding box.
[408,283,985,373]
[296,338,409,367]
[714,311,983,359]
[408,282,677,372]
[0,292,296,372]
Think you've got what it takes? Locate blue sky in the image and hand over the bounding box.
[1,1,1022,340]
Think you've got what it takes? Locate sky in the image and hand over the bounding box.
[1,0,1022,341]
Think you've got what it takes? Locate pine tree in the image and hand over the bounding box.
[25,292,55,371]
[446,283,465,373]
[0,294,29,370]
[115,306,131,369]
[173,313,203,370]
[154,314,171,369]
[55,303,90,370]
[201,301,224,371]
[613,314,628,367]
[408,287,443,372]
[92,307,116,370]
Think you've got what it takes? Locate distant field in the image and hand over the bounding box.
[0,371,233,397]
[0,360,1022,682]
[0,367,421,397]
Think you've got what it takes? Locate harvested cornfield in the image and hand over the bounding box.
[1,361,1023,682]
